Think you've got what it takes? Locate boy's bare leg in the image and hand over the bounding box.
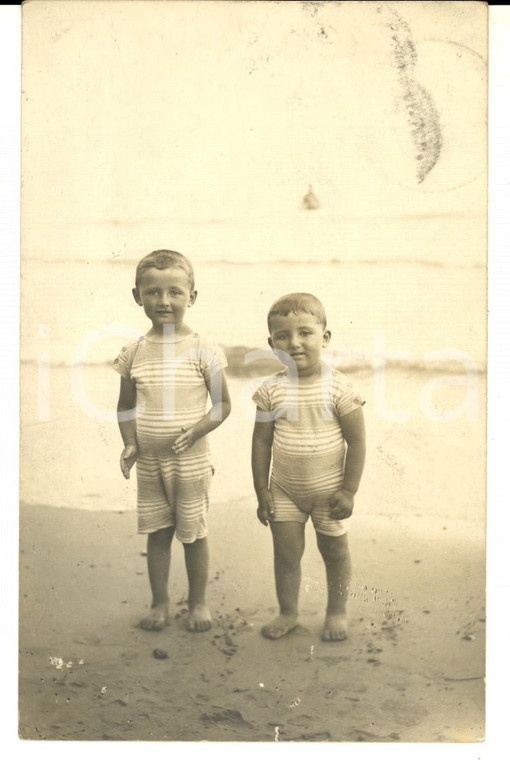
[184,536,212,632]
[141,526,175,630]
[262,522,305,639]
[316,532,351,641]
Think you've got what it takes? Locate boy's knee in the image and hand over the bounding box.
[316,532,349,561]
[183,535,208,551]
[148,526,174,546]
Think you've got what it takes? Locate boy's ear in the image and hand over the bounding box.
[132,287,142,306]
[322,329,332,347]
[267,337,274,350]
[188,289,198,307]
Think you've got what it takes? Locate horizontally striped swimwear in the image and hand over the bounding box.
[113,332,227,541]
[252,367,364,537]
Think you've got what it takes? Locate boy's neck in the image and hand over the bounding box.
[147,323,194,340]
[291,361,330,384]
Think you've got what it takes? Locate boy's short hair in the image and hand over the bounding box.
[135,250,195,289]
[267,293,327,331]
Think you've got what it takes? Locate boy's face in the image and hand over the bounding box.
[268,312,331,377]
[133,267,197,330]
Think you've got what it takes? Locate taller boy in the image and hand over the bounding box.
[113,250,231,632]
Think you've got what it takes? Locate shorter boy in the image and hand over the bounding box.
[252,293,366,641]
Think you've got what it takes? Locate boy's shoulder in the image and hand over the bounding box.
[112,336,146,377]
[328,367,365,411]
[329,366,354,385]
[327,366,360,393]
[255,369,288,391]
[193,333,222,352]
[122,336,146,350]
[252,369,287,411]
[116,335,147,357]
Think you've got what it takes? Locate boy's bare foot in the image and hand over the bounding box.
[187,604,212,632]
[261,614,298,640]
[322,613,348,641]
[139,604,171,631]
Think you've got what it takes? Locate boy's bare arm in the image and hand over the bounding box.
[330,406,366,519]
[340,406,366,495]
[117,376,138,478]
[172,370,231,454]
[252,415,275,525]
[117,376,137,445]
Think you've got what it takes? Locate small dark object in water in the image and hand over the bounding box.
[303,185,320,210]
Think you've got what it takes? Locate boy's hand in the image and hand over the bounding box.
[172,425,198,454]
[120,445,138,479]
[256,488,275,526]
[329,488,355,520]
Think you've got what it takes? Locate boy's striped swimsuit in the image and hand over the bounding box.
[113,332,226,541]
[252,366,364,536]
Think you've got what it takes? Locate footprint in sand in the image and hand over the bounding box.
[347,727,401,742]
[287,713,314,727]
[318,655,349,667]
[382,698,426,727]
[201,707,253,728]
[213,608,257,657]
[214,632,237,657]
[289,730,332,742]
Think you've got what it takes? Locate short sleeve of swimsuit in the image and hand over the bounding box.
[112,340,141,380]
[252,381,273,411]
[332,371,365,418]
[252,373,290,422]
[197,340,228,384]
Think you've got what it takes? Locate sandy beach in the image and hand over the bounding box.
[19,505,485,743]
[16,0,490,745]
[19,369,486,742]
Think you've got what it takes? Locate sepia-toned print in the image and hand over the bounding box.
[20,0,486,743]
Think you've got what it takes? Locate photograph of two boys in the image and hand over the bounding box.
[19,0,487,745]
